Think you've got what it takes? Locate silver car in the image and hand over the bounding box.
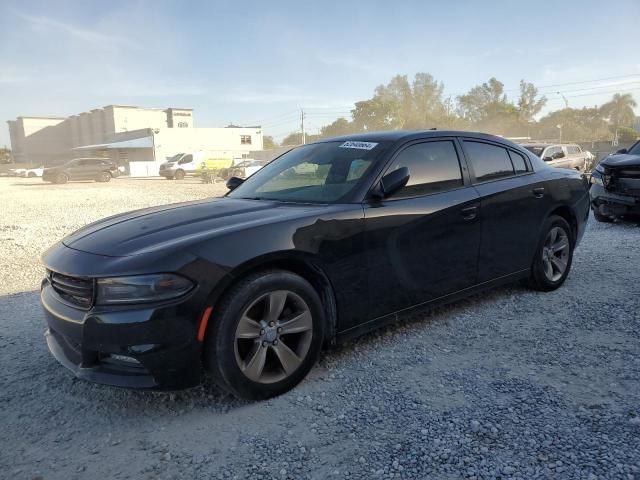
[522,143,589,171]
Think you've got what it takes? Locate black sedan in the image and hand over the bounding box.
[41,131,590,400]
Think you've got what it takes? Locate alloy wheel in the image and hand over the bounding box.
[542,226,570,282]
[234,290,313,384]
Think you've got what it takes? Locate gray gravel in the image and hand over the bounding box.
[1,177,639,480]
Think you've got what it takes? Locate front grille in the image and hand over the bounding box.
[47,270,94,309]
[618,168,640,178]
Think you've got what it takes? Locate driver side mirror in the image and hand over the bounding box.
[616,148,628,154]
[226,176,244,191]
[371,167,410,199]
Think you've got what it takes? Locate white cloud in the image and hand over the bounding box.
[15,11,141,49]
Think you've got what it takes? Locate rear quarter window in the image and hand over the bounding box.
[508,150,529,173]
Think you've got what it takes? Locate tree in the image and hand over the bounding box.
[600,93,637,129]
[352,96,401,131]
[281,132,320,146]
[263,135,277,150]
[517,80,546,122]
[457,77,509,123]
[0,147,11,164]
[535,107,609,142]
[349,73,450,131]
[319,117,357,138]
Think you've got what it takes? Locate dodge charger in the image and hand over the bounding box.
[41,131,590,400]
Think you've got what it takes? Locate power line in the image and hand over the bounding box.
[544,87,640,102]
[448,73,640,97]
[531,74,640,93]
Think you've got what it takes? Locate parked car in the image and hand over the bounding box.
[42,158,120,184]
[9,167,26,177]
[41,130,589,400]
[21,165,44,178]
[232,159,264,178]
[159,152,233,180]
[522,143,589,171]
[589,140,640,222]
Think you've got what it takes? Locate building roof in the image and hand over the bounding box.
[72,136,153,150]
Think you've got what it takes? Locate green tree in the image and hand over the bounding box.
[535,107,609,142]
[457,77,509,123]
[263,135,277,149]
[0,147,11,164]
[616,126,639,143]
[352,96,401,131]
[600,93,637,129]
[319,117,357,138]
[517,80,546,122]
[281,132,320,146]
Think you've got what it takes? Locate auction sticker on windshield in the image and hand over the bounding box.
[339,141,378,150]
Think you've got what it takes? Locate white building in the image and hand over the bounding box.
[7,105,263,176]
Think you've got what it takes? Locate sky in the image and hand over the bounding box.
[1,0,640,146]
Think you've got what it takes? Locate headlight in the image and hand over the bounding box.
[590,174,603,186]
[595,164,605,173]
[96,274,194,305]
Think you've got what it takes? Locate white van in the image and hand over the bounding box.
[159,152,233,180]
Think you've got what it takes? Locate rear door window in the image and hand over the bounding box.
[463,141,515,181]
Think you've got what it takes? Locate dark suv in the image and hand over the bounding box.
[590,140,640,221]
[42,158,120,184]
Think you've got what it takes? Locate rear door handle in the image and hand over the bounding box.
[532,187,545,198]
[460,205,478,221]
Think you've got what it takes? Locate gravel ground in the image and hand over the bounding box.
[0,176,639,480]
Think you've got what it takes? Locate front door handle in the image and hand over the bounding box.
[532,187,545,198]
[460,205,478,221]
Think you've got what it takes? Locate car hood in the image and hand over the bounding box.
[62,197,325,257]
[600,153,640,168]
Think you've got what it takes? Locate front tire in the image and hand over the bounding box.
[174,169,185,180]
[204,270,324,400]
[593,208,614,223]
[528,215,574,291]
[96,171,111,182]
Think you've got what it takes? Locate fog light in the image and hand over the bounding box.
[108,354,141,365]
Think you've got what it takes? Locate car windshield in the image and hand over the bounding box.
[628,142,640,155]
[228,141,387,203]
[523,146,546,157]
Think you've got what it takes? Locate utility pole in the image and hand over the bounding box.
[301,109,306,145]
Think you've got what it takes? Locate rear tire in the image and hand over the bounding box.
[27,172,36,178]
[204,270,324,400]
[174,170,185,180]
[55,173,68,184]
[528,215,574,291]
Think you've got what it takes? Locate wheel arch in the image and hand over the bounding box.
[548,205,578,245]
[202,252,338,347]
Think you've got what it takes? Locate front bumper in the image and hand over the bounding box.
[41,280,202,390]
[590,183,640,216]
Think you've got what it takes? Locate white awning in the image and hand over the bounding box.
[73,136,153,150]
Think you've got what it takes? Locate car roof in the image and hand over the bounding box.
[311,129,521,145]
[522,143,579,147]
